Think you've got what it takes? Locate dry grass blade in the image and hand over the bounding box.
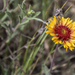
[64,4,72,14]
[61,0,68,9]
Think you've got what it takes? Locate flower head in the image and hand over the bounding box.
[45,16,75,51]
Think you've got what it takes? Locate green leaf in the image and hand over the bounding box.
[18,4,26,17]
[29,5,32,12]
[20,17,44,25]
[6,31,18,43]
[1,24,8,30]
[27,17,44,22]
[0,11,5,19]
[19,15,23,23]
[22,2,26,10]
[3,21,10,26]
[42,65,52,75]
[5,11,12,20]
[23,29,48,73]
[33,11,41,17]
[20,19,29,25]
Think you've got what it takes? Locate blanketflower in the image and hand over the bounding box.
[45,16,75,51]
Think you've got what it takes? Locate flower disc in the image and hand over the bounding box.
[55,25,71,40]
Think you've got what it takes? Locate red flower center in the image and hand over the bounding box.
[55,25,71,40]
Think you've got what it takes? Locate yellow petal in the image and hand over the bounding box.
[45,31,50,34]
[53,16,56,25]
[52,37,58,40]
[50,33,55,36]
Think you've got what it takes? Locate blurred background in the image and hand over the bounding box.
[0,0,75,75]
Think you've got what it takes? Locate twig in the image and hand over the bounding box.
[13,16,27,32]
[6,45,26,74]
[2,0,10,12]
[3,44,35,60]
[7,45,15,57]
[50,44,59,72]
[13,23,20,32]
[21,33,32,39]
